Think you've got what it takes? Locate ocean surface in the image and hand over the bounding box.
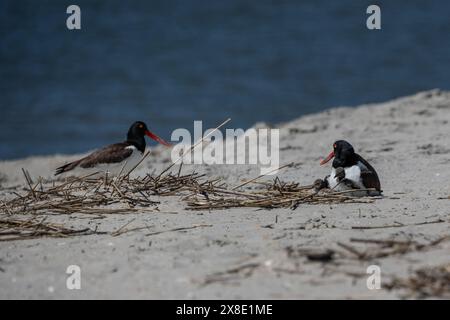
[1,0,450,160]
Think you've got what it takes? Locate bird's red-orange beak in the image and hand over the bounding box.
[320,151,334,165]
[145,130,172,147]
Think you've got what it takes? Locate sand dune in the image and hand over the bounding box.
[1,89,449,299]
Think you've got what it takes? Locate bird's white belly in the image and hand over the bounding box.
[327,165,364,191]
[117,147,144,176]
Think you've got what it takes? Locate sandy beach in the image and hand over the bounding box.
[1,90,449,299]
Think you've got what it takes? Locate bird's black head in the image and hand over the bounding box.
[126,121,171,153]
[127,121,148,140]
[320,140,357,168]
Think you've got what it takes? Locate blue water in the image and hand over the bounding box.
[1,0,450,159]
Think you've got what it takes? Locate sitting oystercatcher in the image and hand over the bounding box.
[315,140,381,196]
[55,121,171,177]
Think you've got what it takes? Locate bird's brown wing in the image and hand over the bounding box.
[55,159,82,175]
[78,143,133,168]
[356,154,381,191]
[55,143,133,175]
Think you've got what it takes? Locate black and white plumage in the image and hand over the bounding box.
[55,121,171,177]
[318,140,381,195]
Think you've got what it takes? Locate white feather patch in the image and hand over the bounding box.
[326,165,364,191]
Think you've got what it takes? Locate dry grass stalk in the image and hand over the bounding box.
[0,216,103,242]
[186,178,377,210]
[0,171,214,216]
[335,235,450,261]
[156,117,231,179]
[386,264,450,298]
[201,262,261,286]
[0,165,381,241]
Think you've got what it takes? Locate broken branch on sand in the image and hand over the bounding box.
[145,224,212,237]
[351,218,446,230]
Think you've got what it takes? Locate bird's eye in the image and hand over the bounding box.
[139,124,143,129]
[333,144,336,149]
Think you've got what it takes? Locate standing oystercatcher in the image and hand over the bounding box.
[55,121,171,177]
[316,140,381,195]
